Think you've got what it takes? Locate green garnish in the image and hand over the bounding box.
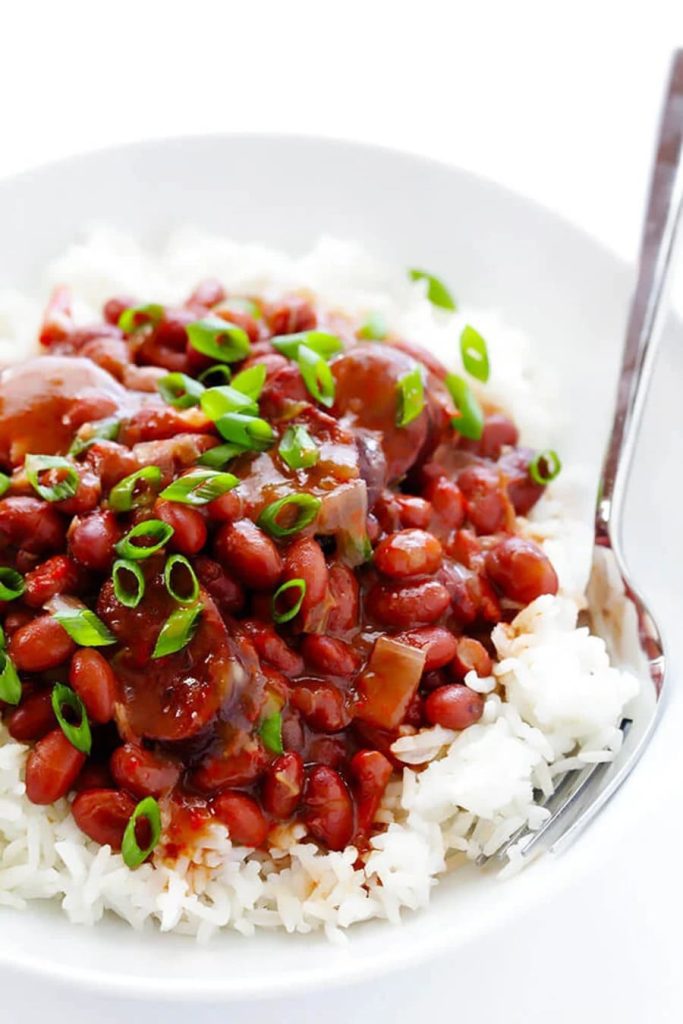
[50,600,116,647]
[112,559,145,609]
[278,425,319,470]
[0,650,21,705]
[118,304,164,334]
[197,443,247,469]
[108,466,162,512]
[459,325,490,383]
[25,455,79,502]
[529,450,562,485]
[259,711,284,755]
[51,683,92,754]
[157,372,205,409]
[122,796,162,869]
[198,364,232,387]
[152,603,203,659]
[159,469,238,506]
[163,555,200,605]
[272,578,307,624]
[230,364,267,401]
[215,413,274,451]
[0,473,10,498]
[0,567,25,602]
[115,520,175,560]
[298,344,335,408]
[271,331,342,360]
[187,316,251,363]
[395,367,425,427]
[200,385,257,422]
[444,373,484,441]
[68,417,121,458]
[358,312,388,341]
[257,493,321,538]
[408,268,456,310]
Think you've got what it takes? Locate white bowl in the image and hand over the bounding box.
[0,135,673,1003]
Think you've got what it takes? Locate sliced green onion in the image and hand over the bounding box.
[115,519,175,561]
[0,623,5,648]
[358,311,388,341]
[459,325,490,383]
[396,367,425,427]
[445,373,484,441]
[272,578,306,624]
[109,466,162,512]
[51,683,91,754]
[0,650,21,705]
[271,330,342,360]
[529,449,562,485]
[198,364,232,387]
[69,417,121,458]
[259,711,284,755]
[0,472,11,498]
[118,303,164,334]
[230,363,267,401]
[164,554,200,605]
[298,344,335,408]
[122,796,162,869]
[408,268,457,311]
[258,493,321,538]
[25,455,79,502]
[152,602,203,659]
[159,469,238,506]
[157,372,205,409]
[197,443,246,469]
[187,316,251,363]
[112,559,145,608]
[49,598,116,647]
[278,425,319,471]
[200,385,257,422]
[0,567,25,602]
[215,413,274,451]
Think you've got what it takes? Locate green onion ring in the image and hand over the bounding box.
[215,412,274,451]
[118,303,164,334]
[257,493,321,538]
[109,466,162,512]
[115,520,175,561]
[0,650,21,705]
[157,372,205,409]
[408,268,457,311]
[297,343,335,408]
[159,469,238,506]
[272,578,307,624]
[0,567,25,602]
[49,599,116,647]
[271,330,342,360]
[152,602,203,659]
[459,325,490,383]
[395,367,425,427]
[187,316,251,363]
[68,417,121,458]
[163,554,200,605]
[278,425,319,470]
[121,796,162,869]
[51,683,92,754]
[112,559,145,609]
[444,373,484,441]
[198,364,232,387]
[230,363,267,400]
[200,385,257,422]
[25,455,79,502]
[197,443,247,469]
[529,449,562,485]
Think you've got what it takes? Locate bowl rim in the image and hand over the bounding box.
[0,131,637,1002]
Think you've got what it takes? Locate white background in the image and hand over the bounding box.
[1,2,683,1021]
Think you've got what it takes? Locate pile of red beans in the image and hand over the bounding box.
[0,281,559,860]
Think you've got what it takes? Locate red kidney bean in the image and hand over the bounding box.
[420,669,449,691]
[39,285,73,346]
[365,579,450,628]
[300,635,360,677]
[260,364,309,414]
[477,576,502,623]
[424,684,485,730]
[374,528,443,579]
[266,297,317,336]
[0,497,65,554]
[396,625,458,671]
[68,508,120,570]
[191,739,269,793]
[84,441,140,490]
[447,528,482,567]
[290,678,350,733]
[486,536,559,604]
[152,499,207,556]
[79,336,131,380]
[261,752,304,819]
[7,690,56,741]
[241,619,304,676]
[137,309,194,373]
[71,788,136,850]
[186,279,226,311]
[458,464,511,534]
[498,447,546,516]
[451,636,493,680]
[326,563,360,635]
[422,477,466,529]
[374,493,432,532]
[9,615,76,672]
[69,649,117,724]
[281,536,329,629]
[213,305,261,344]
[110,743,180,797]
[437,562,481,624]
[351,749,393,839]
[2,608,34,637]
[194,556,245,615]
[214,519,282,591]
[302,766,354,851]
[73,761,115,792]
[460,413,519,460]
[305,735,347,769]
[23,554,81,608]
[103,295,136,326]
[212,791,269,847]
[25,729,86,804]
[55,466,102,516]
[206,490,243,523]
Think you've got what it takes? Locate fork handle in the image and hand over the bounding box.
[597,50,683,542]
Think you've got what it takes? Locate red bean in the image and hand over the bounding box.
[486,536,559,605]
[396,625,458,671]
[266,297,317,336]
[79,336,131,380]
[214,519,282,590]
[281,537,329,629]
[213,304,261,344]
[499,447,546,516]
[71,788,136,850]
[365,579,451,628]
[326,563,360,635]
[69,649,117,724]
[302,766,354,851]
[458,464,511,535]
[448,528,482,567]
[68,508,120,570]
[424,684,485,730]
[54,466,102,516]
[351,750,393,839]
[206,490,242,523]
[191,738,269,793]
[300,635,360,677]
[460,413,519,460]
[7,691,56,741]
[39,285,73,346]
[9,615,76,672]
[374,528,443,579]
[84,440,140,490]
[25,729,86,804]
[103,295,136,326]
[153,499,207,556]
[241,619,304,676]
[290,678,350,732]
[194,556,245,615]
[110,743,180,797]
[23,554,81,608]
[185,279,226,311]
[374,493,432,532]
[212,791,269,847]
[423,477,466,529]
[73,761,115,792]
[260,364,309,413]
[0,497,65,554]
[451,636,493,680]
[2,609,34,637]
[262,752,304,819]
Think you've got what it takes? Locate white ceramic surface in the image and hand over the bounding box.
[0,135,677,1002]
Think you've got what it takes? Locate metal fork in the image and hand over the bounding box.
[478,49,683,869]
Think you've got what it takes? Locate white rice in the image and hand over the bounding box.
[0,230,639,939]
